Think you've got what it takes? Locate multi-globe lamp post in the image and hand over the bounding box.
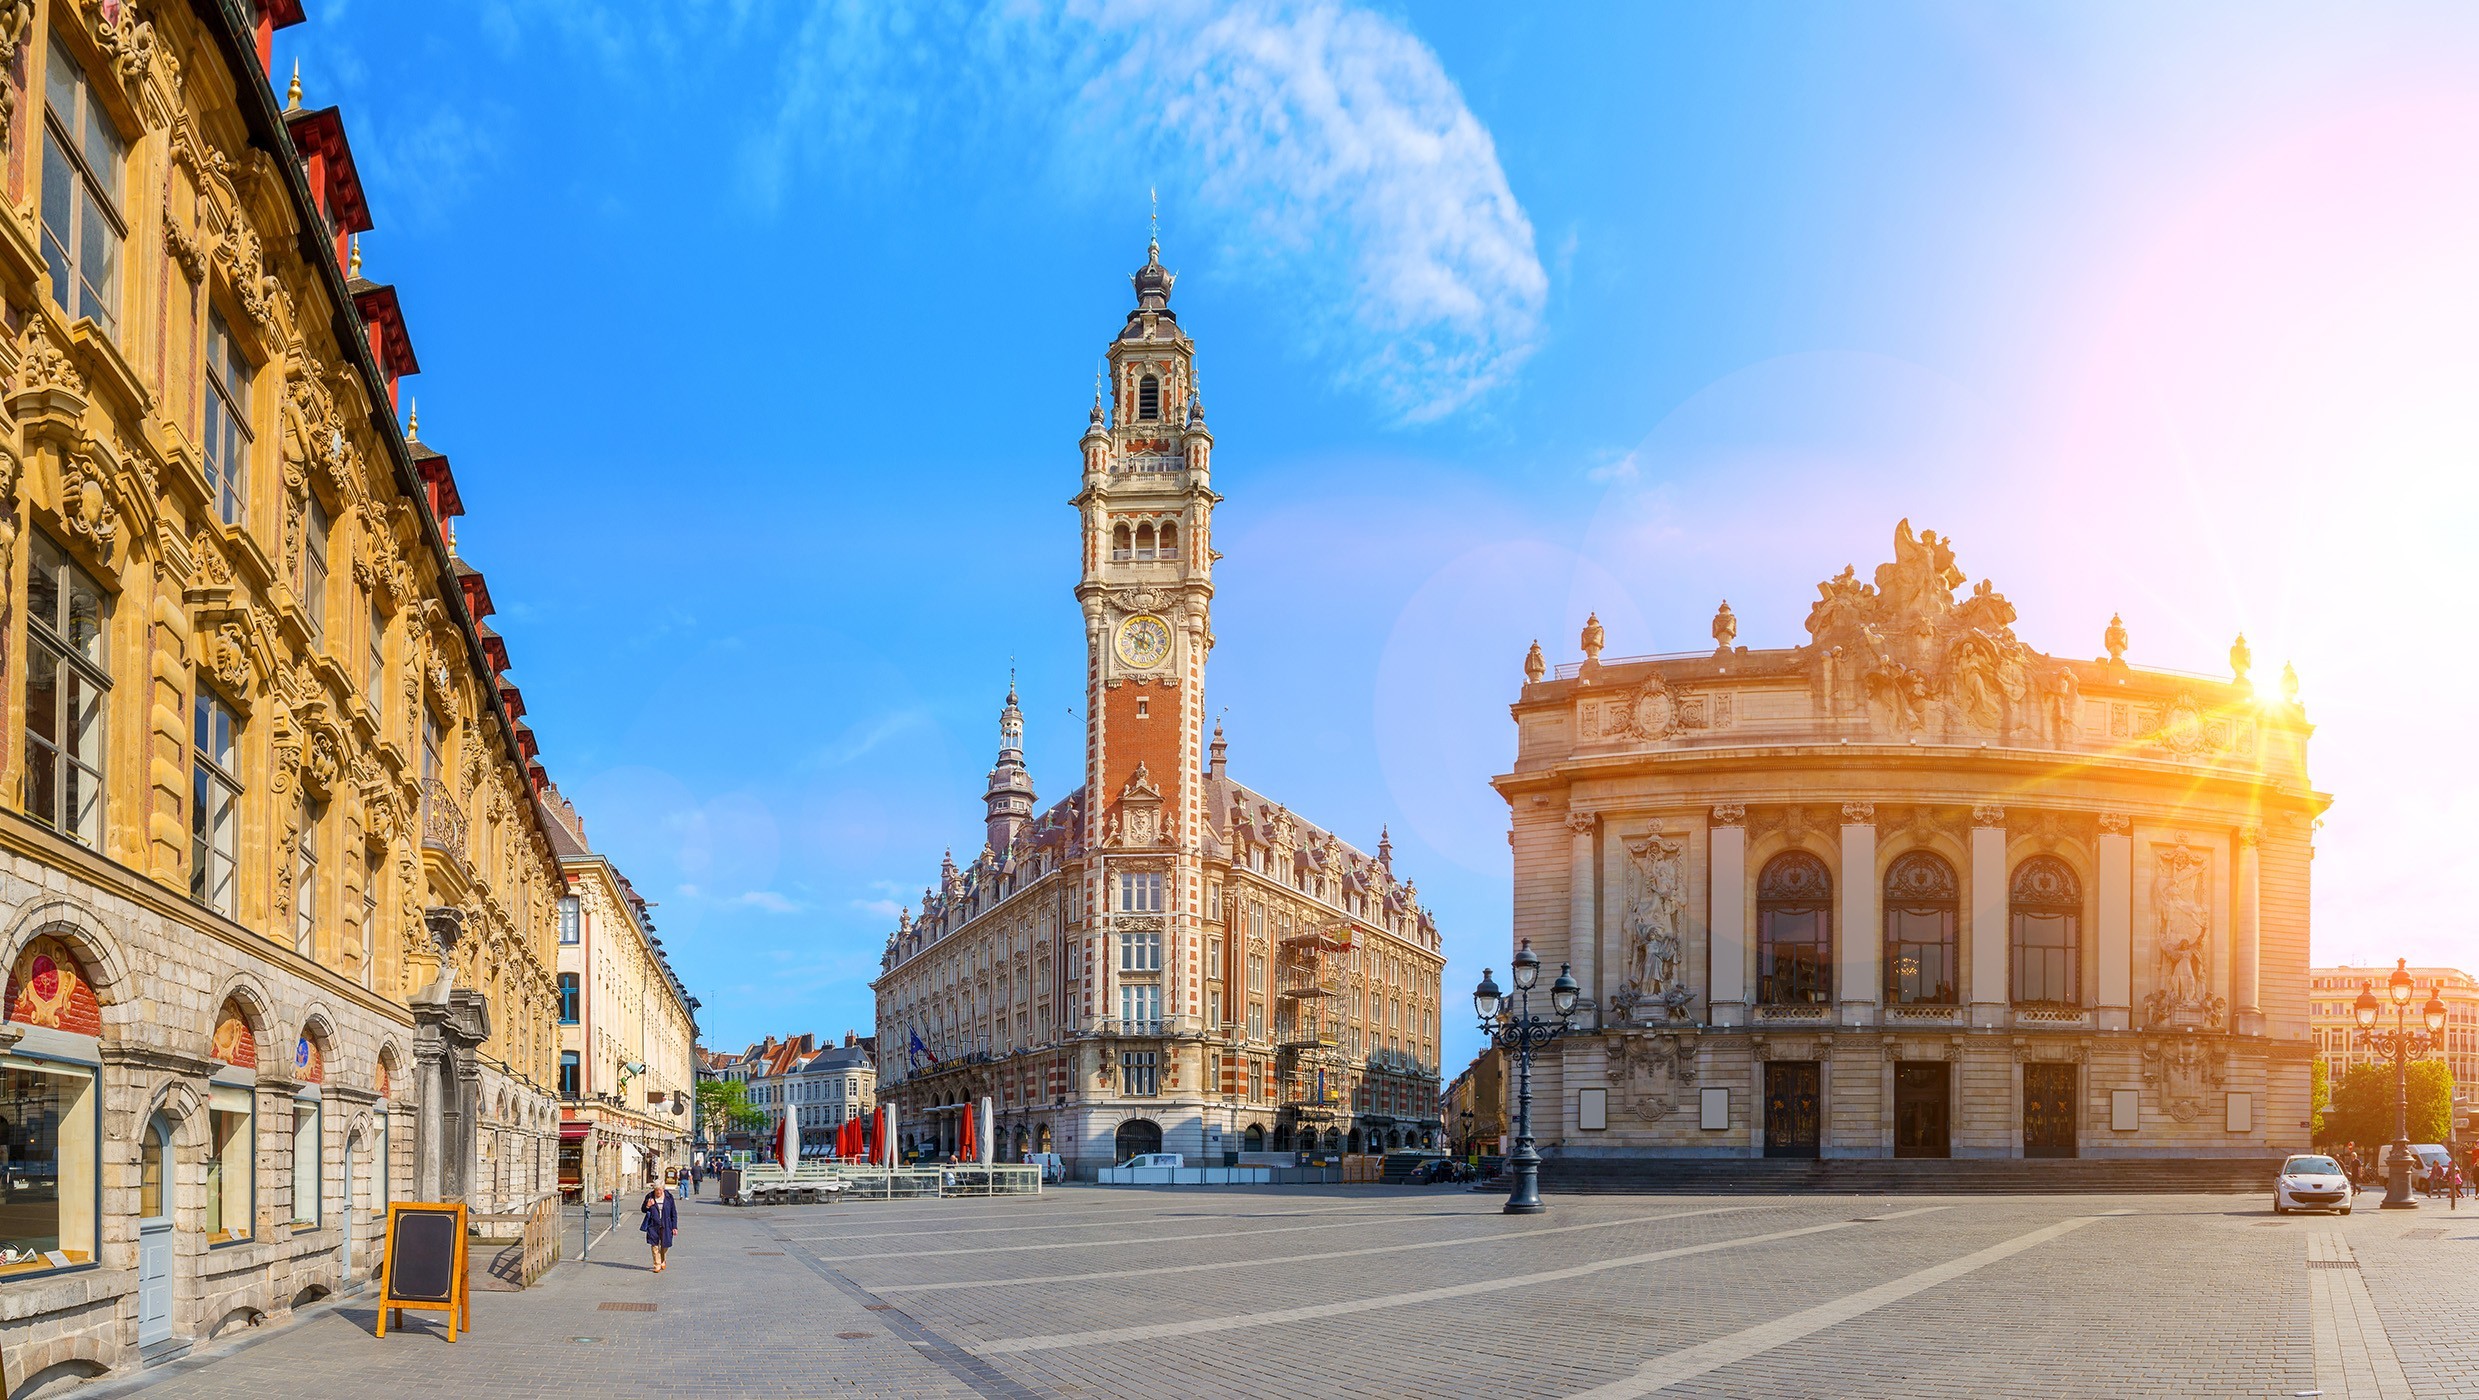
[2352,958,2448,1210]
[1472,938,1579,1215]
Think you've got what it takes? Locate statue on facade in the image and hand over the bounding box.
[2229,632,2252,684]
[1579,612,1605,666]
[1523,639,1545,684]
[1710,600,1736,654]
[2102,613,2128,667]
[2146,844,2221,1025]
[1618,833,1688,1019]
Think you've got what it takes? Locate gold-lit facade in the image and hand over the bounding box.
[0,2,563,1385]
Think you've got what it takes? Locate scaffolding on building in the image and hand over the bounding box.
[1275,919,1355,1140]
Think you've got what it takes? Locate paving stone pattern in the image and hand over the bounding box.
[85,1184,2479,1400]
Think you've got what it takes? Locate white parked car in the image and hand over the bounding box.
[1118,1152,1184,1169]
[2273,1153,2353,1214]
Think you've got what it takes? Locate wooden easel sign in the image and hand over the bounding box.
[377,1202,469,1342]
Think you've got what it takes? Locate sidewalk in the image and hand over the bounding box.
[85,1195,977,1400]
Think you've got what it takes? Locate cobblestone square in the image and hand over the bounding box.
[86,1185,2479,1400]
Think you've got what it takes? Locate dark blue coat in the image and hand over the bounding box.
[640,1187,678,1248]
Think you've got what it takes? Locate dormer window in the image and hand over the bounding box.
[1138,374,1160,421]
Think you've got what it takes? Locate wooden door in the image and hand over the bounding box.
[1894,1063,1951,1158]
[1764,1061,1821,1158]
[2023,1062,2078,1158]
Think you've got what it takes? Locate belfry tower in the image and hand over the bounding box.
[1076,233,1218,1016]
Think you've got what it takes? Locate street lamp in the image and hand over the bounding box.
[2354,959,2447,1210]
[1472,939,1578,1215]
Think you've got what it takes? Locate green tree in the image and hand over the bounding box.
[2309,1058,2330,1140]
[2320,1059,2455,1147]
[694,1078,770,1135]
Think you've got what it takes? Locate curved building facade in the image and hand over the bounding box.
[1495,523,2324,1163]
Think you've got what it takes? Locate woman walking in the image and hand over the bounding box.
[641,1171,679,1273]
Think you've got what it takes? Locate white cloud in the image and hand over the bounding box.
[850,897,906,920]
[808,707,934,769]
[1586,450,1640,484]
[746,0,1546,421]
[730,890,805,914]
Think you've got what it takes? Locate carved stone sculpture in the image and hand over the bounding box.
[1605,1031,1698,1123]
[2144,843,2224,1027]
[2140,1036,2224,1123]
[1618,833,1688,1016]
[1523,639,1545,684]
[1711,600,1736,654]
[1580,612,1604,666]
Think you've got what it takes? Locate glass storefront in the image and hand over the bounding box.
[0,1057,98,1274]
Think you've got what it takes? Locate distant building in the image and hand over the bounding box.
[1444,1048,1508,1156]
[543,788,699,1195]
[2309,965,2479,1106]
[1499,522,2327,1164]
[872,240,1447,1175]
[779,1033,879,1157]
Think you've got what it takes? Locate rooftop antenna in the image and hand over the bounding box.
[1149,185,1159,251]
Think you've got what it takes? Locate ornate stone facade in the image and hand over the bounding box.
[0,5,562,1387]
[1497,522,2324,1164]
[872,243,1446,1175]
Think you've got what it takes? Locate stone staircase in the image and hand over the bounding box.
[1534,1155,2277,1195]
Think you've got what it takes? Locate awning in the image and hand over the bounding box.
[559,1121,591,1143]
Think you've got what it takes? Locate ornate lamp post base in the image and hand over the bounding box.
[1472,942,1577,1217]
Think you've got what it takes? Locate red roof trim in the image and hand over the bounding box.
[350,282,421,377]
[281,107,374,236]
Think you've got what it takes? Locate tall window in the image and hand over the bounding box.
[303,497,330,647]
[290,1098,321,1227]
[1119,930,1161,972]
[1137,374,1160,421]
[1119,982,1160,1030]
[205,1086,253,1244]
[2010,856,2082,1005]
[295,798,324,958]
[558,1050,580,1098]
[365,600,385,696]
[559,895,581,944]
[25,534,108,847]
[40,36,126,336]
[361,852,380,990]
[191,692,240,915]
[1756,851,1832,1005]
[1121,1050,1158,1095]
[204,312,251,525]
[1118,871,1164,912]
[558,973,580,1025]
[1882,851,1959,1005]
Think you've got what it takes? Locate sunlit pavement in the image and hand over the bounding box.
[90,1185,2479,1400]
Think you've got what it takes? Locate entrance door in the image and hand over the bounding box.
[1894,1062,1951,1159]
[137,1117,173,1349]
[1113,1119,1163,1162]
[1763,1061,1821,1159]
[2023,1063,2078,1159]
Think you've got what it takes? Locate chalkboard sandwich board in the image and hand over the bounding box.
[378,1202,469,1342]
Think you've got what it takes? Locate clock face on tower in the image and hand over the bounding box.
[1115,614,1173,669]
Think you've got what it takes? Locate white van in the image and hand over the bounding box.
[1022,1152,1067,1183]
[1118,1152,1184,1170]
[2377,1143,2451,1186]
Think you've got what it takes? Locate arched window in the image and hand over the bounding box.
[2010,856,2081,1005]
[1135,522,1156,560]
[1157,521,1178,559]
[1757,851,1832,1005]
[1138,374,1161,420]
[1112,523,1131,561]
[1883,851,1959,1005]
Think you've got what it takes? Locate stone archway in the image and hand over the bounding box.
[1113,1119,1163,1163]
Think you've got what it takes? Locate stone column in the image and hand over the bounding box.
[2096,814,2133,1030]
[1567,811,1598,1025]
[1969,807,2009,1027]
[1838,804,1879,1026]
[1707,806,1748,1027]
[2232,826,2262,1036]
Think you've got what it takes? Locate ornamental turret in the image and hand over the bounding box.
[984,675,1036,856]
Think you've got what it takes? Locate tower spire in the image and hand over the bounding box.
[984,672,1035,857]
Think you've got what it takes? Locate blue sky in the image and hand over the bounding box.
[278,2,2479,1070]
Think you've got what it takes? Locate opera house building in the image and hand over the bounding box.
[1494,523,2321,1174]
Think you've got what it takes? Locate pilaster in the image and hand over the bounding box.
[1837,805,1878,1026]
[1968,807,2007,1026]
[1707,805,1747,1025]
[2232,826,2262,1035]
[2096,814,2133,1030]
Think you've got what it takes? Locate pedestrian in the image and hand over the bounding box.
[641,1171,679,1273]
[689,1158,702,1197]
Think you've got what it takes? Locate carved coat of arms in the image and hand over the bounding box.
[2140,1036,2225,1123]
[1605,1032,1698,1124]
